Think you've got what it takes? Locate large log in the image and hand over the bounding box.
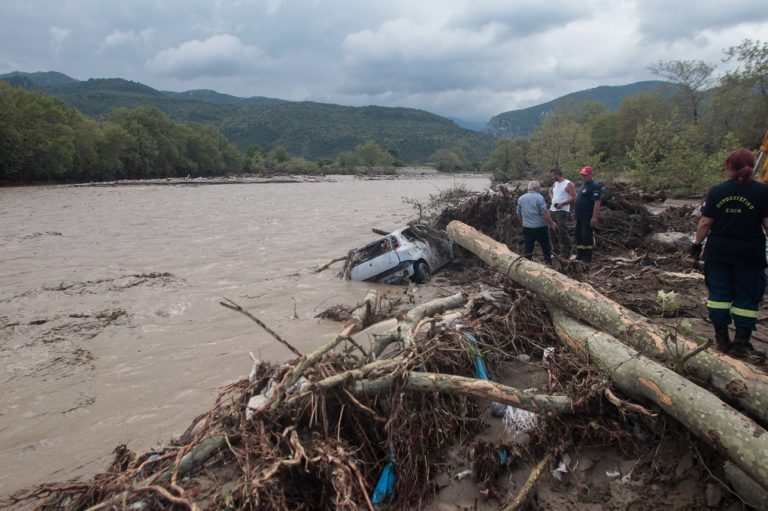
[547,304,768,491]
[447,221,768,428]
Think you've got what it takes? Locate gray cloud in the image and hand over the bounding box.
[145,34,266,79]
[449,1,591,38]
[49,27,72,54]
[635,0,768,41]
[1,0,768,122]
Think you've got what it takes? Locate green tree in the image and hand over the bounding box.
[3,85,78,181]
[647,59,715,124]
[283,157,319,173]
[527,104,594,172]
[336,150,361,170]
[718,39,768,146]
[248,147,266,172]
[723,39,768,104]
[431,148,470,172]
[355,140,394,169]
[268,145,289,164]
[626,120,731,195]
[483,138,529,178]
[97,121,131,180]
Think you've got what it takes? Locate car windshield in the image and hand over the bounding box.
[356,237,394,263]
[400,227,424,243]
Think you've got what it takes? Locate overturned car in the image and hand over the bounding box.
[341,225,454,284]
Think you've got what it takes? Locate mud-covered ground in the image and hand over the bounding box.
[419,264,756,511]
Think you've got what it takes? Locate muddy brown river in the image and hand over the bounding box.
[0,174,489,496]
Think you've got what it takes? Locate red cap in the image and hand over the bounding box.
[580,166,593,176]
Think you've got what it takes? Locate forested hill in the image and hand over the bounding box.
[1,71,494,163]
[485,80,671,138]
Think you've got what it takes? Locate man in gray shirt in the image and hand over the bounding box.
[516,181,558,263]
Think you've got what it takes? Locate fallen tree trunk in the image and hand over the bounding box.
[447,220,768,428]
[547,304,768,491]
[350,371,574,415]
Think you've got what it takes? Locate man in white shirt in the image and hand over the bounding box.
[549,168,576,258]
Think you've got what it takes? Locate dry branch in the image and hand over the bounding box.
[280,289,379,400]
[220,297,302,357]
[369,291,467,358]
[500,452,552,511]
[315,256,347,273]
[349,371,574,415]
[447,220,768,428]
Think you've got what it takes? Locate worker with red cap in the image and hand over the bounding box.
[574,165,601,263]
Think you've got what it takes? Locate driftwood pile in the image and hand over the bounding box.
[433,182,690,253]
[3,287,609,511]
[5,184,768,510]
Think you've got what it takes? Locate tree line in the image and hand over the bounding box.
[483,39,768,196]
[0,82,245,183]
[0,80,464,183]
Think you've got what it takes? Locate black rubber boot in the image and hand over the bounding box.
[714,324,731,353]
[731,326,766,363]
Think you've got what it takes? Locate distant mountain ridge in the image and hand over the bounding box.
[1,70,78,89]
[0,71,494,162]
[485,81,671,138]
[2,71,672,161]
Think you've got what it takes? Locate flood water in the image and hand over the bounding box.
[0,173,489,496]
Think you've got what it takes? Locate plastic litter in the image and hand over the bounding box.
[502,399,538,436]
[371,461,396,505]
[455,469,472,480]
[551,453,571,481]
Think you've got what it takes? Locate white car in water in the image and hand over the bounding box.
[347,225,454,284]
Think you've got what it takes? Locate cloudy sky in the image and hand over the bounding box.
[2,0,768,123]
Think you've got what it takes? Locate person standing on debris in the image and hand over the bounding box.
[516,181,557,263]
[549,168,575,257]
[692,148,768,361]
[574,166,601,262]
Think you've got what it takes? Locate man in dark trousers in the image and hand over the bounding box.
[516,181,558,263]
[692,148,768,361]
[574,166,601,262]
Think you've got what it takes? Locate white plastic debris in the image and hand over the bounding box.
[551,454,572,481]
[622,460,640,484]
[287,376,310,395]
[606,460,639,484]
[542,347,555,362]
[656,290,679,313]
[248,359,262,383]
[455,469,473,480]
[246,379,277,420]
[502,405,538,436]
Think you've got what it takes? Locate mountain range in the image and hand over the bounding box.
[485,80,670,139]
[1,71,670,162]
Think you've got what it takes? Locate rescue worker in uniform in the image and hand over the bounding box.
[574,166,601,263]
[692,147,768,361]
